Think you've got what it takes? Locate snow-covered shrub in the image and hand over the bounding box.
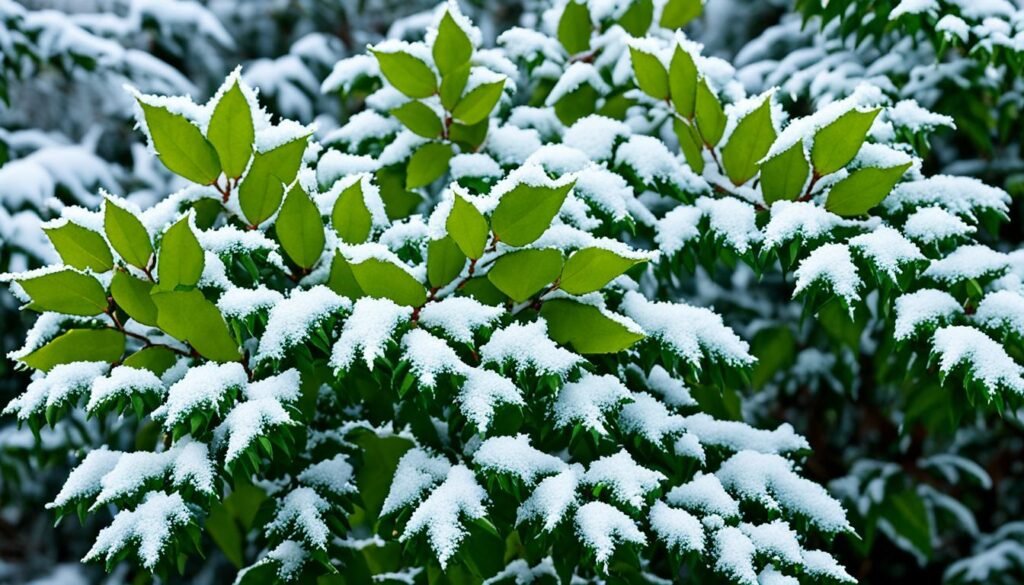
[3,0,1023,583]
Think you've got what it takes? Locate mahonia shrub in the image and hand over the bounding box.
[3,0,1022,583]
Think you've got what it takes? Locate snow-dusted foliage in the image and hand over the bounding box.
[2,0,1024,583]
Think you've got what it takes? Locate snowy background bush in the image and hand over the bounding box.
[1,0,1023,583]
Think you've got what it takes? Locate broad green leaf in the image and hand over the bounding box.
[372,50,437,99]
[491,181,574,247]
[880,490,932,559]
[349,257,427,307]
[630,47,669,100]
[540,299,644,354]
[375,166,424,220]
[276,185,325,269]
[825,163,912,217]
[449,117,490,151]
[238,137,309,226]
[760,142,810,204]
[122,346,178,375]
[721,94,776,185]
[810,108,881,176]
[669,45,698,118]
[111,271,158,326]
[391,101,443,138]
[44,222,112,272]
[207,503,243,569]
[156,216,204,291]
[452,80,505,125]
[618,0,654,36]
[560,248,645,295]
[750,326,796,389]
[433,11,473,75]
[104,197,153,269]
[326,251,364,298]
[406,142,453,189]
[427,236,467,287]
[138,101,221,184]
[446,193,489,259]
[695,78,726,146]
[673,118,705,174]
[20,329,125,372]
[460,277,505,306]
[332,180,373,244]
[440,64,470,111]
[487,248,563,302]
[207,81,254,178]
[18,269,107,316]
[152,289,240,362]
[558,1,591,55]
[660,0,703,28]
[553,84,598,126]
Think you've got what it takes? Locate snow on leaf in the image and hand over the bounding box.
[645,365,696,407]
[87,365,164,413]
[932,326,1024,395]
[574,501,646,567]
[923,245,1009,284]
[381,448,452,516]
[894,289,963,341]
[400,464,488,568]
[330,297,412,371]
[681,413,810,455]
[474,434,567,484]
[298,454,357,496]
[793,243,861,306]
[582,449,665,509]
[649,500,704,554]
[553,373,633,434]
[696,196,761,254]
[975,290,1024,339]
[91,439,215,508]
[517,465,583,532]
[418,296,503,344]
[267,487,331,549]
[712,525,758,585]
[152,362,248,428]
[83,491,192,570]
[457,367,524,431]
[480,319,583,377]
[256,285,351,362]
[3,361,108,420]
[618,392,686,444]
[400,328,466,387]
[48,447,121,509]
[848,225,923,280]
[666,472,741,518]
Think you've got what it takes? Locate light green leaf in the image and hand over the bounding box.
[440,64,470,112]
[452,80,505,125]
[558,1,591,55]
[661,0,703,28]
[44,222,113,272]
[104,197,153,270]
[721,94,776,185]
[207,81,254,178]
[111,271,158,326]
[695,78,726,147]
[427,236,467,288]
[152,289,240,362]
[349,257,427,307]
[760,142,810,204]
[540,299,644,354]
[825,162,912,217]
[673,118,705,174]
[433,11,473,75]
[326,251,364,298]
[487,248,563,302]
[406,142,453,189]
[391,101,443,139]
[618,0,654,36]
[560,248,645,295]
[491,181,574,247]
[332,180,373,244]
[372,49,437,99]
[18,269,108,316]
[446,193,489,259]
[122,346,178,376]
[810,108,881,176]
[19,329,125,372]
[138,101,221,184]
[238,137,309,226]
[669,45,698,118]
[156,216,204,291]
[276,184,325,269]
[630,47,669,100]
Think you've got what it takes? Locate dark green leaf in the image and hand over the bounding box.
[660,0,703,28]
[630,47,669,100]
[560,248,645,295]
[122,346,178,375]
[332,179,373,244]
[452,80,505,125]
[111,271,158,326]
[349,257,427,307]
[669,45,698,118]
[695,78,726,146]
[152,289,240,362]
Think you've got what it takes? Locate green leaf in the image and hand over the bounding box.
[19,329,125,372]
[433,11,473,75]
[630,47,669,100]
[156,216,204,291]
[349,257,427,307]
[238,137,309,226]
[391,101,443,139]
[406,142,453,189]
[750,326,796,389]
[618,0,654,36]
[660,0,703,28]
[810,107,881,176]
[111,271,158,326]
[372,49,437,99]
[560,248,645,295]
[440,64,470,112]
[540,299,644,354]
[452,80,505,125]
[449,117,490,152]
[122,346,178,375]
[207,81,254,178]
[206,503,243,568]
[880,490,933,559]
[558,1,592,55]
[427,236,467,288]
[824,162,912,217]
[694,78,726,147]
[721,94,776,185]
[152,289,240,362]
[760,142,810,204]
[104,197,153,270]
[669,45,698,118]
[44,222,113,272]
[18,269,108,316]
[491,181,574,247]
[326,251,364,298]
[332,179,373,244]
[460,277,505,306]
[137,101,221,184]
[276,184,325,269]
[487,249,563,302]
[446,192,489,259]
[673,118,705,174]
